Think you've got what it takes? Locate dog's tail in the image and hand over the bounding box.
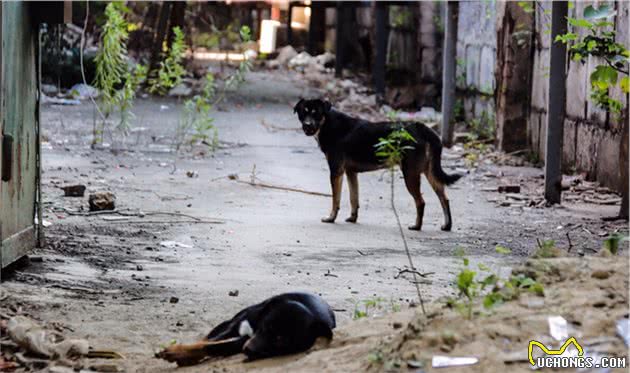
[425,127,463,186]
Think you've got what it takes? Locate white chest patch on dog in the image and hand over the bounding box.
[239,320,254,337]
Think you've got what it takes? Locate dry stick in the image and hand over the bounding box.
[234,179,332,197]
[394,268,435,280]
[389,170,426,315]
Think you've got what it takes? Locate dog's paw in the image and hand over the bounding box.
[408,224,421,231]
[321,216,336,223]
[345,215,357,223]
[440,223,452,231]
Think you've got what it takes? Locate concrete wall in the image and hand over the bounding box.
[456,1,497,124]
[529,1,628,191]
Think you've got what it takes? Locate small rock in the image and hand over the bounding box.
[168,83,192,97]
[28,255,44,263]
[169,296,179,304]
[186,171,198,178]
[136,264,143,271]
[69,83,99,99]
[591,270,611,280]
[228,290,239,297]
[275,45,298,65]
[498,185,521,193]
[88,192,115,211]
[392,322,403,329]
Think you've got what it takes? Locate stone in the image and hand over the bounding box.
[62,184,86,197]
[275,45,298,65]
[167,83,192,97]
[88,192,115,211]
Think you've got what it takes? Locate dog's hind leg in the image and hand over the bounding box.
[322,173,343,223]
[402,167,425,231]
[426,172,452,231]
[345,171,359,223]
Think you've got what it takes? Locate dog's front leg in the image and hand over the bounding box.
[322,172,343,223]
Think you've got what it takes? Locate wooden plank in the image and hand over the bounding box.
[1,226,36,268]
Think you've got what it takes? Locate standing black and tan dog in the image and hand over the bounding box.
[294,98,462,231]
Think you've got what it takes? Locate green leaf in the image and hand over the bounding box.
[568,17,593,28]
[584,5,616,20]
[621,77,630,94]
[590,65,618,90]
[495,245,511,254]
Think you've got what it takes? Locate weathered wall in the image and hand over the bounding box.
[529,1,628,191]
[456,1,497,124]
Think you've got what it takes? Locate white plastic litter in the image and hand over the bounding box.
[159,241,193,249]
[616,318,629,346]
[431,355,479,368]
[548,316,568,341]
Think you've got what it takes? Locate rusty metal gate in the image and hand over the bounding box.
[0,2,40,268]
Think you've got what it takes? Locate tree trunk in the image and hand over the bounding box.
[544,1,567,204]
[495,2,534,152]
[440,1,459,147]
[149,2,173,75]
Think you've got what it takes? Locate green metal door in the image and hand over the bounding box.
[0,2,39,268]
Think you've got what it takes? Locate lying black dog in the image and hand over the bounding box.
[157,292,335,365]
[294,98,462,231]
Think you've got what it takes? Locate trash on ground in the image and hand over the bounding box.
[88,192,116,212]
[159,241,193,249]
[61,185,86,197]
[431,355,479,368]
[69,84,99,100]
[548,315,568,341]
[41,94,80,106]
[616,319,629,346]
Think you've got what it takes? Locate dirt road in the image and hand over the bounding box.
[1,70,625,372]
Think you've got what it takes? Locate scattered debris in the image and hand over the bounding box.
[497,185,521,193]
[69,83,99,100]
[228,290,239,297]
[167,83,193,97]
[616,319,629,346]
[186,171,199,178]
[88,192,116,211]
[548,316,568,341]
[169,297,179,304]
[61,184,86,197]
[273,45,298,67]
[225,173,331,197]
[159,241,193,249]
[41,94,80,106]
[432,355,479,368]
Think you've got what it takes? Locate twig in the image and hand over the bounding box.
[106,220,224,224]
[234,179,332,197]
[394,268,435,279]
[63,208,210,221]
[389,170,426,315]
[356,250,369,256]
[259,119,300,132]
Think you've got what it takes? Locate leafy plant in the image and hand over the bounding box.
[149,26,187,96]
[352,297,400,320]
[374,128,427,314]
[555,4,629,113]
[448,247,543,319]
[93,2,129,143]
[532,239,562,258]
[602,233,629,255]
[175,73,218,152]
[223,26,253,91]
[116,64,147,135]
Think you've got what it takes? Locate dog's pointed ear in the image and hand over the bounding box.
[293,98,305,114]
[323,100,332,113]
